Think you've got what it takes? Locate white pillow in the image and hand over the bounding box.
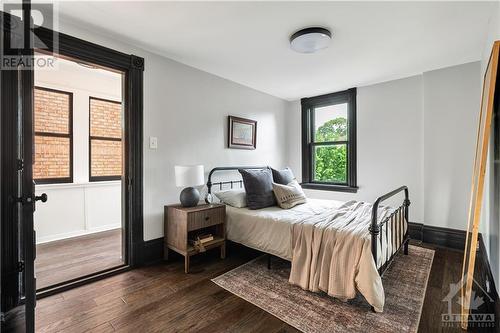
[272,180,307,209]
[214,189,247,208]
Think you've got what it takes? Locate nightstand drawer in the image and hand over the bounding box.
[187,207,225,231]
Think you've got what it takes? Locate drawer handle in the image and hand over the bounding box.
[205,216,210,221]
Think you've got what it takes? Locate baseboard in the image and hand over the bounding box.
[142,238,164,266]
[407,222,424,241]
[142,224,465,265]
[408,222,466,250]
[477,234,500,329]
[36,224,121,244]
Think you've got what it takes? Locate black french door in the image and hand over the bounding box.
[1,6,38,333]
[2,7,144,329]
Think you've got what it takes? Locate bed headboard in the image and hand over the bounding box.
[207,166,268,194]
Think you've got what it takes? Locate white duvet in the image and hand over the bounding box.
[226,199,343,260]
[226,198,406,312]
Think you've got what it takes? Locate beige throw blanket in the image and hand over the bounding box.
[289,200,393,312]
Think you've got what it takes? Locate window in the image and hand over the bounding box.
[89,97,123,181]
[33,87,73,184]
[301,88,357,192]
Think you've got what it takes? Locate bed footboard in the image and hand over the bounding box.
[370,186,410,276]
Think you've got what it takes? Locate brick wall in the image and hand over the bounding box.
[90,98,122,178]
[90,98,122,138]
[34,88,70,134]
[33,88,72,181]
[90,140,122,177]
[34,136,70,179]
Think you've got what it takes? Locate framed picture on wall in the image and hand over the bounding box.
[228,115,257,150]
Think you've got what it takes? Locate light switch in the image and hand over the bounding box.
[149,137,158,149]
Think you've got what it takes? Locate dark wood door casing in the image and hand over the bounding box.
[32,25,145,269]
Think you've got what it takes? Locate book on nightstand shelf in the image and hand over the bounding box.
[189,233,214,252]
[198,233,214,243]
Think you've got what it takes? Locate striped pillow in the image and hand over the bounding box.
[272,180,307,209]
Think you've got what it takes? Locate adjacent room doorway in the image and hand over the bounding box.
[30,26,145,297]
[33,53,126,290]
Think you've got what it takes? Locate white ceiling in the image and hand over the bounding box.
[35,53,122,98]
[55,1,494,101]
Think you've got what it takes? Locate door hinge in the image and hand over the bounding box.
[17,261,25,272]
[16,159,24,171]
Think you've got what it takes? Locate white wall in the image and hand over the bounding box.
[423,62,481,230]
[287,62,481,230]
[143,55,288,240]
[56,21,289,241]
[35,182,121,243]
[34,58,122,243]
[481,2,500,75]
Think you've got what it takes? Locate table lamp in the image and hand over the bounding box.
[175,165,205,207]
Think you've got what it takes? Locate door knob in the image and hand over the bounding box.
[35,193,47,203]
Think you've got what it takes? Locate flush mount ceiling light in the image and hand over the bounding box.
[290,27,332,54]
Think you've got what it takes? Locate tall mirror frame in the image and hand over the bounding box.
[461,40,500,329]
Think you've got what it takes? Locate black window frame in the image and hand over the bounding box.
[88,96,123,182]
[301,88,357,193]
[33,86,74,184]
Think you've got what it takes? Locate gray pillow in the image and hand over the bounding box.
[214,189,247,208]
[238,168,276,209]
[271,167,295,185]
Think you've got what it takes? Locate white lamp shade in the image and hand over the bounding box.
[175,165,205,187]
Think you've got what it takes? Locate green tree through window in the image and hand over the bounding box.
[314,118,347,183]
[315,118,347,142]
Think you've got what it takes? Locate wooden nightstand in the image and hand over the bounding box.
[164,203,226,273]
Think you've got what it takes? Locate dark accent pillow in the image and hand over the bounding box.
[238,168,276,209]
[271,167,295,185]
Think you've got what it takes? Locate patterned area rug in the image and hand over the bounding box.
[212,245,434,333]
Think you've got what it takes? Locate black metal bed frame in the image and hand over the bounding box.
[207,166,410,277]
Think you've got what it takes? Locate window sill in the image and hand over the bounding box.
[35,180,121,190]
[300,182,358,193]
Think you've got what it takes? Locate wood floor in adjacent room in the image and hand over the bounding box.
[35,229,123,289]
[35,242,465,333]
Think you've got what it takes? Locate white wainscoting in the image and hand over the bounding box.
[34,181,121,244]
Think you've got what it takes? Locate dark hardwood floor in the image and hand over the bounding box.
[33,242,476,332]
[418,243,466,333]
[35,229,123,289]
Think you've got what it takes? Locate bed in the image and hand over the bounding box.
[225,199,342,260]
[207,166,410,312]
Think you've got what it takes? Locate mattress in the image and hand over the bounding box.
[226,198,406,267]
[226,198,344,260]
